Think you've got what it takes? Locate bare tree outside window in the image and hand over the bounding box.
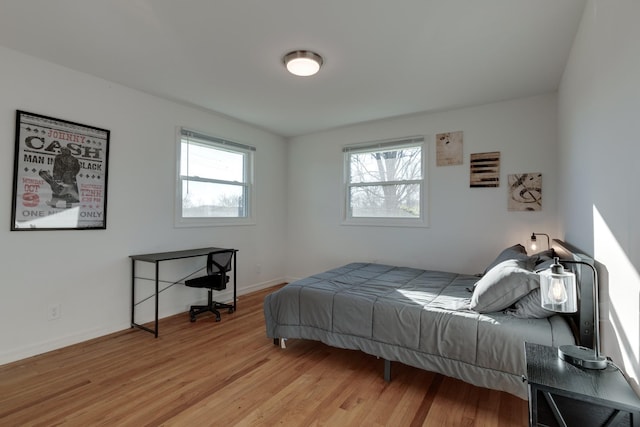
[347,143,423,218]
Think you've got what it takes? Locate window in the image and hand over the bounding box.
[343,136,427,227]
[176,128,255,226]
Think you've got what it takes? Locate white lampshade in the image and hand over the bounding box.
[283,50,323,77]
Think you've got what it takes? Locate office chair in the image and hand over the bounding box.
[184,249,235,322]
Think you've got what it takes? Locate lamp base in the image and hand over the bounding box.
[558,345,608,370]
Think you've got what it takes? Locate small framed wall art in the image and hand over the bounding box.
[507,173,542,211]
[436,131,463,166]
[11,110,110,230]
[470,151,500,188]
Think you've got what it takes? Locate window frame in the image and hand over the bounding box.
[175,128,255,227]
[342,136,428,228]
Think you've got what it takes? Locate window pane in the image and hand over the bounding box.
[181,140,245,182]
[182,180,245,218]
[350,184,420,218]
[349,147,421,184]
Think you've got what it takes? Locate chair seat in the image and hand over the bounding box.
[184,274,227,291]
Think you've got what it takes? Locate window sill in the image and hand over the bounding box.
[174,218,256,228]
[341,218,429,228]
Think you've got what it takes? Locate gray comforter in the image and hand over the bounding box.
[263,263,575,399]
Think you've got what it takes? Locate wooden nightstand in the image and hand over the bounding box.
[525,342,640,427]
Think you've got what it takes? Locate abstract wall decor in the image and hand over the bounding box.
[470,152,500,188]
[508,173,542,211]
[436,131,463,166]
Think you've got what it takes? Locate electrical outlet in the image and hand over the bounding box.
[48,303,61,320]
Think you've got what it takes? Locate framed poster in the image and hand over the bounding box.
[11,110,110,230]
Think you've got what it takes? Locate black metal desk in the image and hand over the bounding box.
[130,247,237,337]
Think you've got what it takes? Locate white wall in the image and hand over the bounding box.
[286,94,560,279]
[558,0,640,391]
[0,46,288,364]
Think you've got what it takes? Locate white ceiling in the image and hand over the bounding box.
[0,0,586,138]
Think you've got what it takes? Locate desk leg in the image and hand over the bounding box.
[233,251,237,311]
[154,261,159,338]
[131,259,135,328]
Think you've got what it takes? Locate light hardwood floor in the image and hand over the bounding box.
[0,285,527,426]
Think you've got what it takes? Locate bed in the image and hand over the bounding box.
[263,240,596,399]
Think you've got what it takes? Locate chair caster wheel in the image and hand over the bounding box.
[215,316,221,322]
[190,316,196,322]
[228,308,234,313]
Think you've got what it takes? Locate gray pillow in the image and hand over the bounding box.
[505,288,555,319]
[470,259,539,313]
[529,249,555,267]
[483,244,529,275]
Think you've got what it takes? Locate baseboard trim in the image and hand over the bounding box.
[0,278,287,367]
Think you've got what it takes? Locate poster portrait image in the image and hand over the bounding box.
[11,110,110,230]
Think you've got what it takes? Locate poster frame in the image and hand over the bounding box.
[11,110,110,231]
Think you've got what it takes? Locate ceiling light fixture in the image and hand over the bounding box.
[283,50,323,77]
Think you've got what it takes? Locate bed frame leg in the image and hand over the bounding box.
[384,359,392,382]
[273,338,287,348]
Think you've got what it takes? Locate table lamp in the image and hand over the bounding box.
[538,257,608,369]
[528,232,550,252]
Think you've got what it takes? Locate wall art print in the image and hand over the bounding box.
[470,151,500,188]
[436,131,463,166]
[508,173,542,211]
[11,110,110,230]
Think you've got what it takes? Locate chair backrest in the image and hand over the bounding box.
[206,249,234,276]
